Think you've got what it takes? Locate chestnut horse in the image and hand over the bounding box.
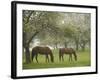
[59,48,77,61]
[31,46,54,63]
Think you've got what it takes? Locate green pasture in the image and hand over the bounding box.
[23,49,91,69]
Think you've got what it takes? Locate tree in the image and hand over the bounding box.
[23,10,62,63]
[61,13,91,50]
[63,25,74,48]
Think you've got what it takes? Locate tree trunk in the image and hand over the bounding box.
[54,43,58,49]
[89,41,91,49]
[81,43,85,51]
[75,41,79,51]
[76,44,79,50]
[82,45,85,51]
[64,42,68,48]
[25,46,31,63]
[23,31,39,64]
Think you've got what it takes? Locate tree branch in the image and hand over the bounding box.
[25,11,34,24]
[27,31,39,45]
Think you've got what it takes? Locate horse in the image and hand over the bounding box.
[31,46,54,63]
[59,48,77,62]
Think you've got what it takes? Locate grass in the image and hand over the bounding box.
[23,49,91,69]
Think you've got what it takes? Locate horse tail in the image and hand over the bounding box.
[73,51,77,61]
[49,52,54,62]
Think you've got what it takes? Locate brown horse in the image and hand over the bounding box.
[59,48,77,61]
[31,46,54,63]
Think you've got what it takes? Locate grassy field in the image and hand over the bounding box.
[23,49,91,69]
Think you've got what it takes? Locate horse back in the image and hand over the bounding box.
[59,48,75,54]
[32,46,52,55]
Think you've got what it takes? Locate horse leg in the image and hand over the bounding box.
[69,54,71,62]
[35,54,38,63]
[46,55,49,63]
[46,55,47,62]
[59,54,61,62]
[62,55,64,61]
[31,54,34,62]
[70,54,72,61]
[59,49,61,62]
[48,55,49,62]
[69,54,72,62]
[31,52,36,63]
[69,55,70,61]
